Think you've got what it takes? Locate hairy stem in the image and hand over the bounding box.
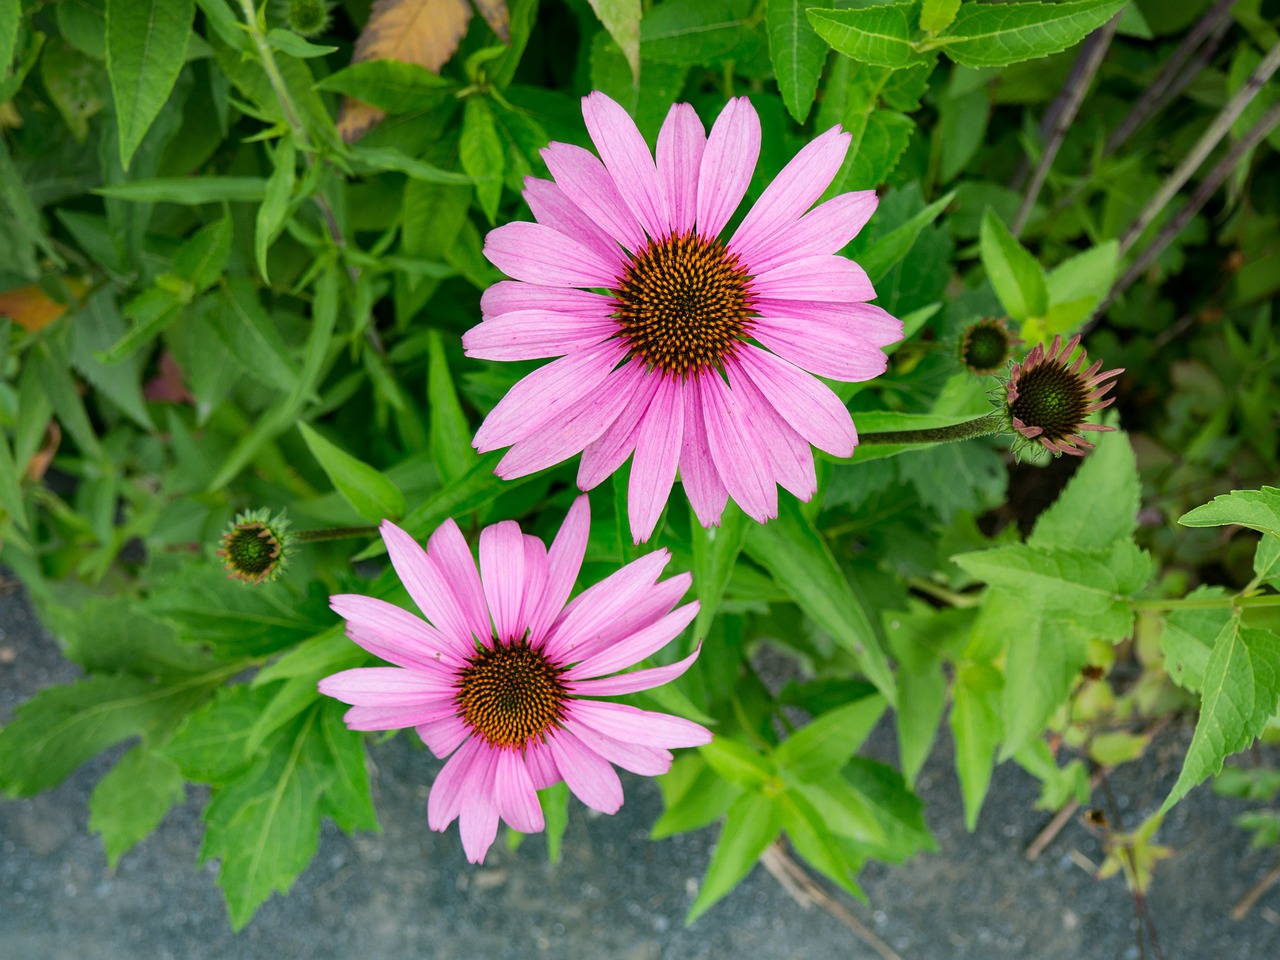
[1131,593,1280,612]
[295,526,382,543]
[858,412,1004,446]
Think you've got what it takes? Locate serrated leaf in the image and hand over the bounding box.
[1179,486,1280,540]
[1161,619,1280,812]
[212,278,300,395]
[298,421,407,522]
[767,0,829,123]
[460,96,504,223]
[1159,588,1233,694]
[161,684,275,783]
[1046,240,1118,309]
[587,0,641,82]
[776,695,886,782]
[919,0,963,33]
[949,662,1002,831]
[687,792,783,923]
[50,596,215,678]
[807,4,923,68]
[935,0,1128,68]
[1028,429,1138,552]
[640,0,757,66]
[999,608,1089,759]
[979,207,1047,320]
[90,746,186,868]
[106,0,194,168]
[1254,536,1280,589]
[746,498,896,704]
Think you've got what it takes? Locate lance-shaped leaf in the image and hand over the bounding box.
[807,3,923,69]
[106,0,194,168]
[1028,428,1138,552]
[587,0,641,82]
[979,207,1047,320]
[935,0,1128,68]
[1179,486,1280,541]
[767,0,829,122]
[686,791,784,923]
[949,661,1002,831]
[298,421,407,522]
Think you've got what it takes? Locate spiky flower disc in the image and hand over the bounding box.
[1005,334,1123,458]
[287,0,330,37]
[217,508,291,584]
[960,317,1020,376]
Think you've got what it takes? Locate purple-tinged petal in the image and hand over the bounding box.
[569,699,712,748]
[744,191,878,274]
[541,549,672,662]
[699,371,778,523]
[568,646,702,696]
[751,299,903,348]
[380,520,477,648]
[330,594,467,666]
[523,176,625,270]
[547,728,624,814]
[542,142,648,253]
[457,747,501,863]
[750,255,876,303]
[474,340,626,452]
[319,666,456,705]
[679,376,729,527]
[726,363,817,500]
[426,519,492,647]
[481,281,614,320]
[417,714,469,759]
[462,311,618,361]
[732,347,858,458]
[496,364,640,480]
[557,571,692,667]
[527,495,591,647]
[343,699,460,731]
[582,92,669,239]
[565,723,673,776]
[752,317,888,382]
[565,602,698,680]
[656,102,706,236]
[523,738,561,790]
[729,127,851,262]
[696,97,760,238]
[480,520,526,643]
[428,736,484,830]
[495,748,545,834]
[576,361,660,490]
[628,377,684,543]
[518,535,549,636]
[484,221,621,288]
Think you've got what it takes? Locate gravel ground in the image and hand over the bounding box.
[2,576,1278,960]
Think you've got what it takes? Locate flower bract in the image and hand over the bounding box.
[217,508,291,584]
[465,92,903,541]
[1005,334,1123,457]
[318,496,711,864]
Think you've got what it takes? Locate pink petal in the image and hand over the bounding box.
[750,255,876,303]
[484,221,621,288]
[343,699,460,731]
[481,281,614,320]
[576,361,660,491]
[729,126,851,262]
[318,666,456,705]
[380,520,478,648]
[732,347,858,457]
[426,519,492,647]
[517,535,549,635]
[751,298,903,347]
[330,594,467,667]
[565,723,673,776]
[628,378,684,543]
[656,102,706,236]
[556,572,692,667]
[523,176,625,270]
[462,311,617,361]
[696,97,760,238]
[547,728,624,814]
[679,377,729,527]
[416,714,469,758]
[480,520,526,643]
[568,699,712,749]
[541,549,672,662]
[344,625,457,678]
[474,340,627,452]
[542,142,648,253]
[568,646,702,696]
[428,736,484,830]
[565,601,699,680]
[496,364,640,480]
[725,363,817,500]
[458,748,501,863]
[744,191,878,274]
[582,91,669,238]
[495,748,545,834]
[752,317,888,382]
[527,495,591,647]
[699,372,778,523]
[523,738,561,790]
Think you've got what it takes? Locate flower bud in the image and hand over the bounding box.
[1003,334,1123,458]
[216,508,292,585]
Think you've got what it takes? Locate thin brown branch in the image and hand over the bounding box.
[1027,768,1108,860]
[1232,857,1280,921]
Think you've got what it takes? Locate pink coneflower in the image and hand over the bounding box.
[1005,334,1123,457]
[464,92,902,541]
[317,496,711,864]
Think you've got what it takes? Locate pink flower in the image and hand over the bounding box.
[318,496,711,864]
[465,92,902,542]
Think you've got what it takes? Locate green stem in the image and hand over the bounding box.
[1132,593,1280,612]
[859,412,1004,446]
[296,525,381,543]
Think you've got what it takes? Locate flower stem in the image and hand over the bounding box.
[1132,593,1280,612]
[858,412,1004,446]
[296,526,381,543]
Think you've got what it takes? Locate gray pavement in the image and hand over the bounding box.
[2,577,1277,960]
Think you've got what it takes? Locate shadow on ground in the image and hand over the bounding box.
[2,578,1277,959]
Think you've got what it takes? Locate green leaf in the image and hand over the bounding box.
[859,189,956,282]
[266,27,336,59]
[699,736,775,788]
[896,658,946,787]
[1046,240,1118,309]
[920,0,963,33]
[316,60,454,113]
[690,501,750,643]
[586,0,642,81]
[212,277,300,395]
[807,4,923,69]
[349,145,474,184]
[936,0,1129,68]
[979,207,1047,320]
[1028,429,1138,552]
[999,607,1089,759]
[105,0,194,169]
[460,97,504,224]
[298,422,406,523]
[94,176,268,203]
[162,684,273,783]
[653,755,742,838]
[949,662,1002,831]
[0,426,26,531]
[767,0,829,122]
[1254,536,1280,590]
[1159,588,1233,694]
[426,329,480,484]
[589,32,690,143]
[1161,618,1280,813]
[538,781,570,863]
[1179,486,1280,541]
[0,674,207,796]
[776,696,887,782]
[50,596,215,678]
[90,746,186,868]
[937,87,988,183]
[1,0,19,77]
[29,339,104,460]
[687,791,783,923]
[641,0,758,66]
[779,789,864,898]
[255,137,295,282]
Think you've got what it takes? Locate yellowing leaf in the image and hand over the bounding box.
[0,279,86,331]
